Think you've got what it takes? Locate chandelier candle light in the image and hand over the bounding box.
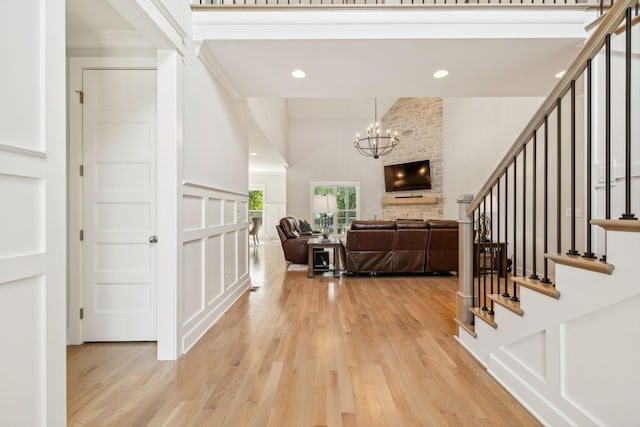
[354,98,400,159]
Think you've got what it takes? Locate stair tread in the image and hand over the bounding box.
[454,318,477,338]
[469,307,497,329]
[545,253,614,275]
[488,294,524,316]
[592,218,640,232]
[510,275,561,299]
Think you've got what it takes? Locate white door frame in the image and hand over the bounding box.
[68,57,177,359]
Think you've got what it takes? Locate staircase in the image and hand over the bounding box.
[457,223,640,426]
[455,0,640,425]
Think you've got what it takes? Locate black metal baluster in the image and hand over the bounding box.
[482,196,488,311]
[568,80,580,256]
[531,130,540,280]
[557,98,562,256]
[606,33,612,222]
[542,116,552,283]
[584,60,597,259]
[503,166,511,298]
[621,7,637,220]
[512,157,519,302]
[489,187,495,315]
[603,34,612,262]
[523,144,527,279]
[473,209,478,313]
[497,177,502,295]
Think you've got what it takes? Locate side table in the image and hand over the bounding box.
[307,238,343,278]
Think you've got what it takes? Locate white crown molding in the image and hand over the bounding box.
[196,42,241,102]
[192,8,589,41]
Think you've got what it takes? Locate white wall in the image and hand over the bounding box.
[287,117,384,222]
[250,173,287,239]
[0,2,66,425]
[183,48,249,194]
[247,98,290,163]
[180,43,251,354]
[443,97,543,219]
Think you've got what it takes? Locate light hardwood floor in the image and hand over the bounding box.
[68,241,541,426]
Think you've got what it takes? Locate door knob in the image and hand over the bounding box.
[149,235,158,244]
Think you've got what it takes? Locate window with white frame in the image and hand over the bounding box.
[248,185,265,235]
[310,182,360,236]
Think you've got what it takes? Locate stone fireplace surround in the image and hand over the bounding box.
[380,98,443,220]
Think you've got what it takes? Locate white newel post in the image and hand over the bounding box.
[456,194,475,335]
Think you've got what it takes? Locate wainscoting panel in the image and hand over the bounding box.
[224,231,238,289]
[207,197,223,227]
[181,183,250,353]
[562,294,640,426]
[0,174,43,258]
[0,169,47,425]
[502,330,547,383]
[205,235,223,305]
[224,200,235,225]
[183,195,204,231]
[182,239,204,325]
[0,276,44,426]
[237,229,248,279]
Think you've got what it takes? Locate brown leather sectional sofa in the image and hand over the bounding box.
[345,219,458,274]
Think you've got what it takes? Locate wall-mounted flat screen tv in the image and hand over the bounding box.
[384,159,431,192]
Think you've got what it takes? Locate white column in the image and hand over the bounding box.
[156,49,183,360]
[456,194,475,333]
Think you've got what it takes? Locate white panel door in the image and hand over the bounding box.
[83,69,157,341]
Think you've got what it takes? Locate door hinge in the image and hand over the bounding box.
[79,164,84,177]
[80,308,84,320]
[75,90,84,104]
[80,229,84,241]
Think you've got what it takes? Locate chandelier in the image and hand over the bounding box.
[353,98,400,159]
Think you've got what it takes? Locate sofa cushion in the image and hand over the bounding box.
[298,219,313,233]
[427,219,458,229]
[394,228,429,250]
[396,219,427,229]
[346,230,396,251]
[350,220,396,230]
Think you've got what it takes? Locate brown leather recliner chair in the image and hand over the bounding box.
[425,220,459,272]
[276,216,313,264]
[345,221,396,273]
[394,219,429,272]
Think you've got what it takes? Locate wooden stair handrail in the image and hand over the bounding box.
[467,0,638,215]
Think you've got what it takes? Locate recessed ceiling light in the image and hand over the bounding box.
[250,152,258,156]
[433,69,449,79]
[291,69,306,79]
[555,70,566,78]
